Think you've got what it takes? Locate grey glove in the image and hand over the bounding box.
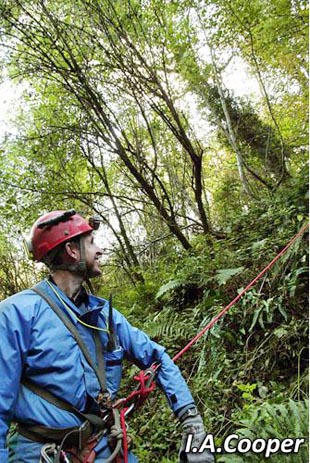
[179,414,215,463]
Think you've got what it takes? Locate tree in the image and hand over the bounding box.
[0,0,307,279]
[0,0,218,249]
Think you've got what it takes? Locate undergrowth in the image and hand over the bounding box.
[102,177,309,462]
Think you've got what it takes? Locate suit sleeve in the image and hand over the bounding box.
[0,296,34,461]
[113,309,195,414]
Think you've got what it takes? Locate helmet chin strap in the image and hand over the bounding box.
[69,236,95,293]
[75,235,87,276]
[47,236,89,278]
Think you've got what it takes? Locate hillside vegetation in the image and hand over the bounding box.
[0,0,308,461]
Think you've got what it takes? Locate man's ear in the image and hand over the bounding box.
[64,241,80,261]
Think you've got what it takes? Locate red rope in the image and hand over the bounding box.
[120,408,128,463]
[115,370,157,461]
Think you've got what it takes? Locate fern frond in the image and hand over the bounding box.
[229,399,309,462]
[145,307,193,341]
[155,279,182,300]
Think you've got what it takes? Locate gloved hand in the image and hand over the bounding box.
[179,414,215,463]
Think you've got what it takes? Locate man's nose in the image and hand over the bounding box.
[96,246,103,255]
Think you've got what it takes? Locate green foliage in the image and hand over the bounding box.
[218,400,309,462]
[215,267,245,286]
[0,2,307,461]
[117,176,308,460]
[156,279,183,301]
[0,230,42,298]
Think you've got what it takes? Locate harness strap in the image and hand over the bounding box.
[21,378,104,429]
[17,420,94,449]
[32,285,107,393]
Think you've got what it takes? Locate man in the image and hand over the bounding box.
[0,209,214,463]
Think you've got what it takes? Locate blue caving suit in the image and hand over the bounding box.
[0,279,194,462]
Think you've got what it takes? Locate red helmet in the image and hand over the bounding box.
[28,209,97,262]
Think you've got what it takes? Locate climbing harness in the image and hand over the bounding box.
[21,284,120,463]
[32,285,109,396]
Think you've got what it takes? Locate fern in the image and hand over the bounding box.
[155,279,182,300]
[144,307,192,341]
[215,267,245,285]
[218,400,309,462]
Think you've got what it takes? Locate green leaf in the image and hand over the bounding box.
[278,304,288,321]
[249,306,261,331]
[155,279,182,300]
[251,238,268,250]
[215,267,245,285]
[274,327,288,338]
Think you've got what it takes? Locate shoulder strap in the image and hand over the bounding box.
[21,377,104,429]
[32,285,107,393]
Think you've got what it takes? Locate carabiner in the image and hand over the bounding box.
[40,443,57,463]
